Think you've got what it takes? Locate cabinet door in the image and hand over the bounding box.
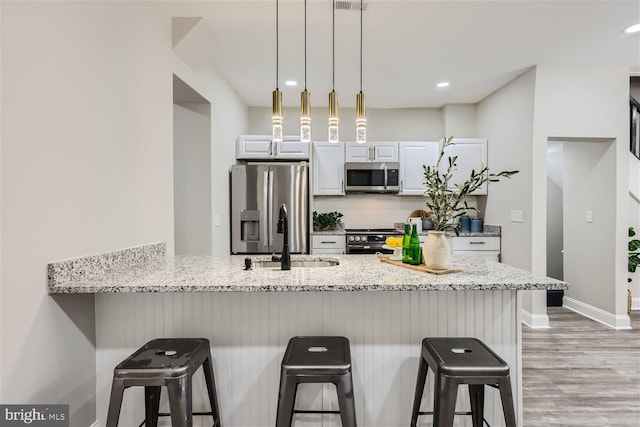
[274,137,310,159]
[345,142,372,162]
[312,142,345,195]
[441,138,488,195]
[237,135,273,159]
[373,142,399,162]
[311,235,346,254]
[399,142,439,195]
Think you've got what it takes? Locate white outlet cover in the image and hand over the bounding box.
[213,214,221,226]
[585,210,593,223]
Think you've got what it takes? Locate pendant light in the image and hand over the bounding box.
[272,0,283,143]
[300,0,311,142]
[355,0,367,143]
[328,0,339,143]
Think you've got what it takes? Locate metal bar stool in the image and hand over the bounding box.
[275,336,357,427]
[410,337,516,427]
[106,338,222,427]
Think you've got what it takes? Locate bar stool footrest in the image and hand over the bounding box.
[416,411,491,427]
[292,410,341,414]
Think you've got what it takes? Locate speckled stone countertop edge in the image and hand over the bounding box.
[48,253,568,294]
[47,242,166,290]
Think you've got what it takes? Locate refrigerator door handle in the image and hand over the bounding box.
[268,170,274,246]
[261,170,269,247]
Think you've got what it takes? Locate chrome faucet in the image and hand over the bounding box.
[276,204,291,270]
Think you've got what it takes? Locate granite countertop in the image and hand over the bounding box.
[48,252,567,294]
[393,223,501,237]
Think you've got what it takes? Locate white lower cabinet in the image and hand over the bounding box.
[311,235,346,254]
[451,236,501,261]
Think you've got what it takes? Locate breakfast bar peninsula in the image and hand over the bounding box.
[49,245,566,427]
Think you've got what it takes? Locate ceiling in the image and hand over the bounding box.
[166,0,640,109]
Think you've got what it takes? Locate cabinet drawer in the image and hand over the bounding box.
[312,235,346,250]
[452,236,500,251]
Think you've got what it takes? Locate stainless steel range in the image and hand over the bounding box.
[345,228,403,254]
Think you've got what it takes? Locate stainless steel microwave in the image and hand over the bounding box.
[344,162,400,193]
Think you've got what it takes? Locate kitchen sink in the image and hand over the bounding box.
[252,259,339,268]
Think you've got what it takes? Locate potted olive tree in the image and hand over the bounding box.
[422,136,518,269]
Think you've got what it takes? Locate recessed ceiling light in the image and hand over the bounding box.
[285,80,298,87]
[624,24,640,34]
[436,82,450,88]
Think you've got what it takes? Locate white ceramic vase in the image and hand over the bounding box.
[422,231,451,270]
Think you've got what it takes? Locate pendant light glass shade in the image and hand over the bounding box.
[272,0,283,142]
[300,89,311,142]
[299,0,311,143]
[356,91,366,143]
[272,89,283,142]
[328,0,339,143]
[328,90,339,143]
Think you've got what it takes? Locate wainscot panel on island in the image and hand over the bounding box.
[48,245,567,427]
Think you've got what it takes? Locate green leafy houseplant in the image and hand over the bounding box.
[422,136,519,232]
[629,227,640,282]
[313,211,343,231]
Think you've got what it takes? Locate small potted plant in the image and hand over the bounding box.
[422,136,518,269]
[313,211,344,231]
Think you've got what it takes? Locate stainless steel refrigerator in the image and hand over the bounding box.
[230,163,309,254]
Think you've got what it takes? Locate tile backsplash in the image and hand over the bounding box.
[313,194,478,229]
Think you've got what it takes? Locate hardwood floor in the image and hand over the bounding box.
[523,307,640,426]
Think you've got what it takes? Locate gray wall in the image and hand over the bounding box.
[563,141,616,313]
[0,1,248,424]
[174,102,212,255]
[546,147,564,280]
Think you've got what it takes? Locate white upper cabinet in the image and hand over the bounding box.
[345,142,398,163]
[440,138,488,195]
[312,141,345,195]
[398,141,439,195]
[237,135,310,160]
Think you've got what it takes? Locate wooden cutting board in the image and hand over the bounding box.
[376,254,461,275]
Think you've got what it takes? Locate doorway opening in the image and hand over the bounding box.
[173,75,212,255]
[546,137,617,316]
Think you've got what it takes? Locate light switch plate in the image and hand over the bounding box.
[510,210,523,223]
[585,210,593,223]
[213,214,221,226]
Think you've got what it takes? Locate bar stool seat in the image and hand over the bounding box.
[276,336,357,427]
[410,337,516,427]
[106,338,222,427]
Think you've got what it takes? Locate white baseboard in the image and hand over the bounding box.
[89,422,99,427]
[521,308,550,329]
[632,297,640,311]
[563,296,632,330]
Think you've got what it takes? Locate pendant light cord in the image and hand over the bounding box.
[304,0,307,91]
[332,0,335,90]
[276,0,279,90]
[359,0,363,92]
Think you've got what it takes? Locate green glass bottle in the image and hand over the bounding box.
[409,224,421,265]
[402,223,411,263]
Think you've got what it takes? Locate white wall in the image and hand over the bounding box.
[0,1,248,424]
[533,65,630,323]
[442,103,477,138]
[475,68,542,326]
[1,1,175,423]
[174,102,212,255]
[563,141,616,313]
